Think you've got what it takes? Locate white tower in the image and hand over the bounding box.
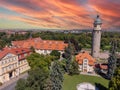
[91,15,102,58]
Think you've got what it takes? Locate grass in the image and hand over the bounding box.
[62,74,109,90]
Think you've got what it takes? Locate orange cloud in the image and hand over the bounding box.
[89,0,120,29]
[0,0,120,29]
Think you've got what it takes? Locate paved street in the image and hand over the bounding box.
[0,73,28,90]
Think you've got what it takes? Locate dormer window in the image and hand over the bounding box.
[18,55,21,58]
[84,59,88,62]
[22,50,24,52]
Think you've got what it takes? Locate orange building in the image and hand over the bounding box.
[12,37,68,55]
[76,51,96,73]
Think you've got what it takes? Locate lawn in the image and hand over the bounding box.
[62,74,109,90]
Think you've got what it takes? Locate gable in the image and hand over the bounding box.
[2,53,17,60]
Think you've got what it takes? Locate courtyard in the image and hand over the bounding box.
[63,74,109,90]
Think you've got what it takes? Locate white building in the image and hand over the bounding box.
[12,38,68,55]
[76,52,96,73]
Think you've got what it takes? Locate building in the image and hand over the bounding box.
[0,47,31,83]
[76,52,96,73]
[10,48,31,74]
[12,37,68,55]
[91,15,102,58]
[0,51,18,83]
[95,63,108,74]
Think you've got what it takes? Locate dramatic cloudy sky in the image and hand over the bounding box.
[0,0,120,30]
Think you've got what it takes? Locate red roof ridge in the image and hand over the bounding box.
[76,51,96,66]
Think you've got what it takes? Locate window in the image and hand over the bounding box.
[84,63,87,65]
[2,68,4,72]
[83,59,88,68]
[24,53,27,57]
[84,66,87,68]
[13,58,15,61]
[44,50,47,54]
[18,55,22,59]
[5,60,7,64]
[16,63,17,67]
[84,59,88,62]
[9,65,11,69]
[2,61,4,64]
[18,62,20,65]
[7,66,9,70]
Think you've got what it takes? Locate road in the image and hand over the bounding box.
[0,73,28,90]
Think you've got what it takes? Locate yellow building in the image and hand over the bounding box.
[0,47,31,83]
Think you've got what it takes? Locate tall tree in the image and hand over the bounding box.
[15,67,49,90]
[107,40,117,79]
[26,67,49,90]
[69,60,79,75]
[43,78,53,90]
[69,37,81,54]
[50,62,64,90]
[62,42,74,73]
[109,66,120,90]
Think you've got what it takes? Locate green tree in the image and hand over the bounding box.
[107,40,117,79]
[69,37,81,54]
[15,67,49,90]
[69,60,79,75]
[50,62,64,90]
[27,53,53,70]
[63,42,75,59]
[109,66,120,90]
[43,78,53,90]
[26,67,49,90]
[15,78,26,90]
[62,42,75,74]
[50,50,61,60]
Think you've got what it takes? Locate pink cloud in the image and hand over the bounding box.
[0,0,120,29]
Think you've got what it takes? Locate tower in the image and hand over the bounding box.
[91,15,102,58]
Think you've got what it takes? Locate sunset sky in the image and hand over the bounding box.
[0,0,120,30]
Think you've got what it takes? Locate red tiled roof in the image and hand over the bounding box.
[12,38,68,51]
[76,51,96,66]
[0,47,31,60]
[0,50,9,60]
[100,64,108,70]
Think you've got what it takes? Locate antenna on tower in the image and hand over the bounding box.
[96,11,100,18]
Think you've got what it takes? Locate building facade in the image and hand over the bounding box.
[91,15,102,58]
[0,48,31,83]
[0,53,18,83]
[13,48,31,74]
[76,52,96,73]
